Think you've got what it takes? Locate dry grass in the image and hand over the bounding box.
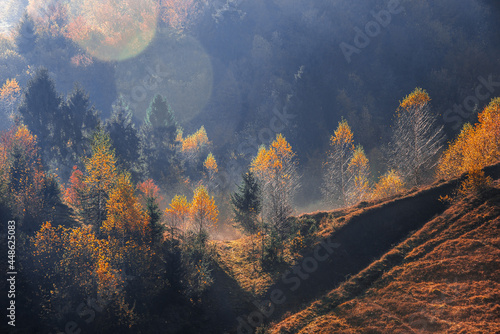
[268,181,500,334]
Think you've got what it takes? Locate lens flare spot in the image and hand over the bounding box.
[64,0,158,61]
[115,31,213,123]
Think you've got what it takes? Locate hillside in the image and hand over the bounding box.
[210,164,500,333]
[268,176,500,333]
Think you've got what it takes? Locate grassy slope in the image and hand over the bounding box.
[268,182,500,333]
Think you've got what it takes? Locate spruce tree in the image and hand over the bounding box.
[18,67,62,167]
[139,94,178,185]
[231,171,261,235]
[106,97,140,181]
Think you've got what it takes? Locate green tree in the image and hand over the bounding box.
[59,84,100,179]
[139,94,178,186]
[137,179,164,244]
[231,171,261,235]
[106,97,140,181]
[18,67,63,168]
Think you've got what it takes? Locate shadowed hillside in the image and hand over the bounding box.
[266,169,500,333]
[211,163,500,333]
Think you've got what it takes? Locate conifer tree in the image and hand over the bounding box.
[18,67,63,167]
[106,97,140,181]
[137,179,164,244]
[60,84,99,179]
[139,94,178,186]
[231,171,261,235]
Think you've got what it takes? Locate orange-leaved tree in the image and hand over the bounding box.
[250,134,299,238]
[31,222,135,329]
[390,88,444,186]
[190,185,218,235]
[81,128,118,233]
[203,152,218,191]
[159,0,203,33]
[438,97,500,179]
[323,118,355,206]
[165,194,190,238]
[437,97,500,193]
[371,169,405,200]
[101,173,149,245]
[347,145,370,204]
[179,126,210,161]
[1,125,45,228]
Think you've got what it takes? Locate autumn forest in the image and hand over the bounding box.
[1,0,500,333]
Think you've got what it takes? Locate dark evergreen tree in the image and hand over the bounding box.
[15,14,38,55]
[139,94,179,186]
[18,67,63,168]
[59,84,100,179]
[231,171,262,235]
[146,196,164,244]
[106,97,140,180]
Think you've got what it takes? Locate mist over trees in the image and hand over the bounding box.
[1,0,500,332]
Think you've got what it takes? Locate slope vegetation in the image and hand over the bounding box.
[268,174,500,333]
[210,163,500,333]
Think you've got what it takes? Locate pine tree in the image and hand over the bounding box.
[137,179,164,244]
[139,94,178,186]
[60,84,100,179]
[231,171,261,235]
[15,14,38,55]
[106,97,140,181]
[18,67,63,168]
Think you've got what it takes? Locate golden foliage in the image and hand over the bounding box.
[101,173,149,243]
[347,145,370,203]
[83,131,117,195]
[250,134,296,179]
[398,87,431,112]
[204,152,218,174]
[371,170,405,200]
[181,126,209,154]
[437,97,500,180]
[0,78,20,104]
[165,194,190,233]
[330,118,354,149]
[456,169,492,198]
[63,166,84,208]
[190,185,218,234]
[1,125,45,221]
